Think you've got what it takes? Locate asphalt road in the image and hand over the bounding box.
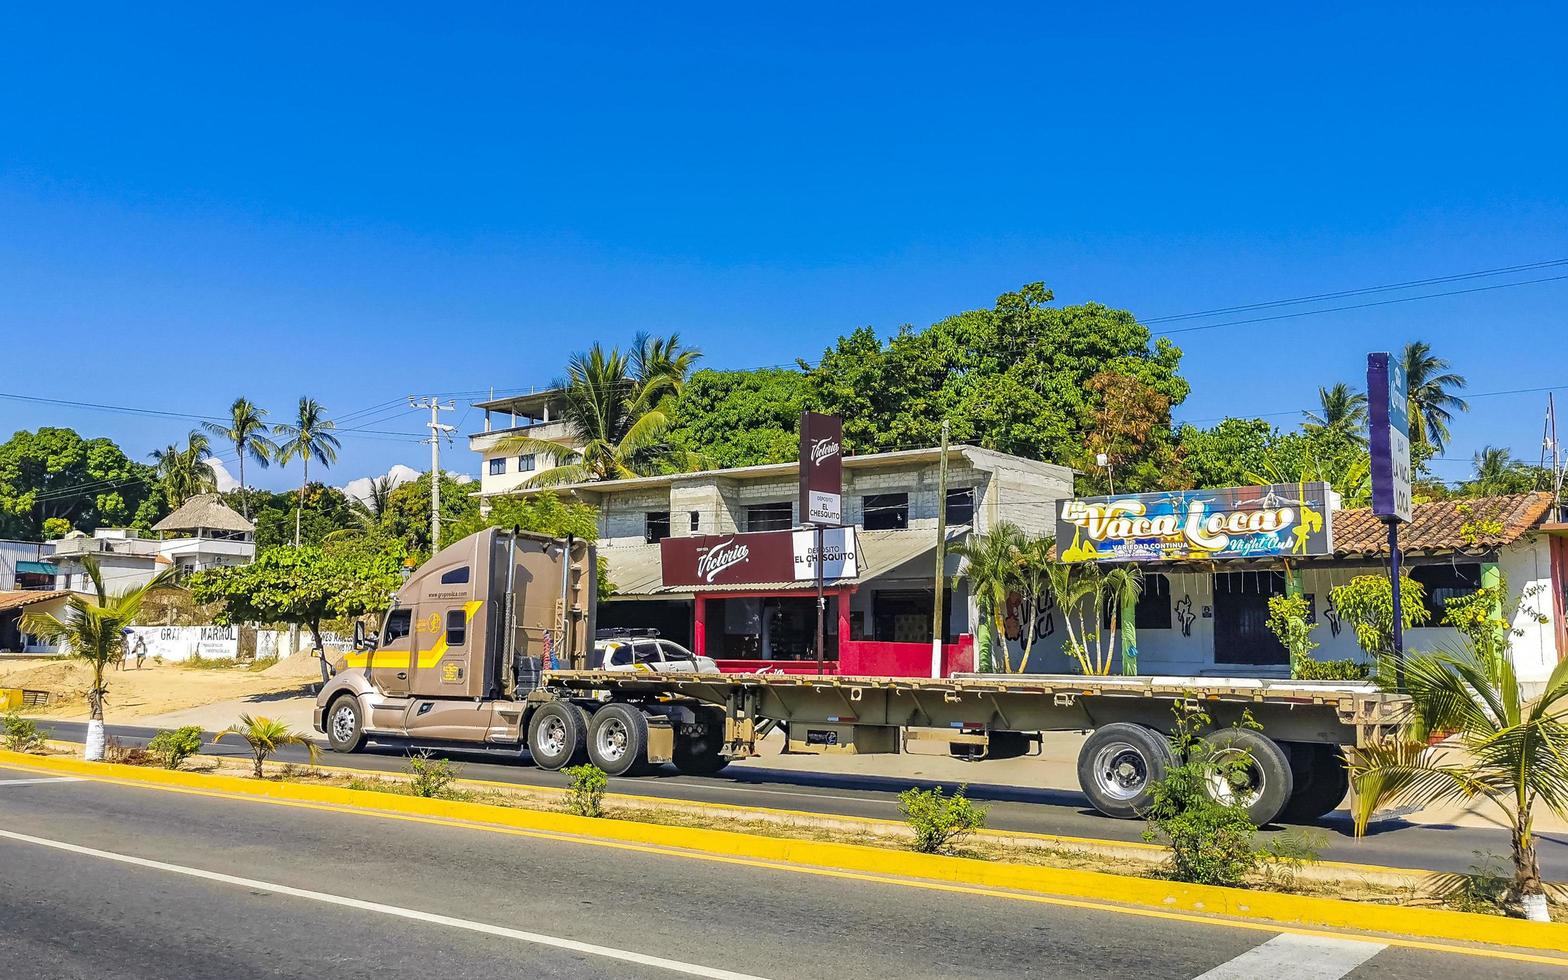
[1,764,1561,979]
[34,718,1568,880]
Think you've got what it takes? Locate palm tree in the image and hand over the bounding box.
[951,523,1025,672]
[21,558,177,760]
[214,714,321,778]
[150,431,217,509]
[1466,445,1536,497]
[1302,383,1368,445]
[1401,341,1469,455]
[349,474,397,530]
[1013,536,1056,673]
[202,397,278,520]
[496,339,702,485]
[273,397,342,546]
[1347,648,1568,921]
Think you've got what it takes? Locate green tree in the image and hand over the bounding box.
[1175,418,1274,489]
[803,283,1188,478]
[950,523,1025,672]
[1460,446,1544,497]
[246,484,356,551]
[444,490,615,597]
[496,338,702,484]
[1302,383,1368,445]
[1327,573,1430,667]
[1348,648,1568,920]
[21,558,177,760]
[273,397,342,546]
[1401,341,1469,455]
[348,475,399,531]
[202,397,278,520]
[0,427,162,538]
[667,368,808,468]
[150,431,217,509]
[381,472,481,555]
[190,542,405,680]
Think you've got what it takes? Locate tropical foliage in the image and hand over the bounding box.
[1327,574,1431,666]
[150,431,217,508]
[1046,561,1144,676]
[0,427,164,538]
[1302,383,1368,445]
[215,714,320,778]
[497,334,702,484]
[1401,340,1470,455]
[950,523,1028,672]
[273,397,342,546]
[202,397,278,519]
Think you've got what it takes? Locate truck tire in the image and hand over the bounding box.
[325,694,366,753]
[528,701,589,771]
[587,703,650,777]
[1198,729,1294,826]
[673,709,729,776]
[1076,723,1176,819]
[1280,743,1350,823]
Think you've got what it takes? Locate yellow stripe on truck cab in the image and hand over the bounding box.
[343,600,483,671]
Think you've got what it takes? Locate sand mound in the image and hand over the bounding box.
[0,659,91,697]
[259,651,328,679]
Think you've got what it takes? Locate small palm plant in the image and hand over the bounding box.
[1347,648,1568,921]
[22,559,176,761]
[215,714,320,778]
[950,523,1025,671]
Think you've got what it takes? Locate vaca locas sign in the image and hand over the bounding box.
[1056,483,1333,563]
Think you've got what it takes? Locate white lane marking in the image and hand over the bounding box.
[0,828,770,980]
[1192,933,1386,979]
[0,777,82,786]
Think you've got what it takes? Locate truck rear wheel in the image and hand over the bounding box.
[587,703,650,777]
[1076,723,1175,819]
[673,709,729,776]
[528,701,588,770]
[325,695,365,753]
[1198,729,1293,826]
[1280,743,1350,823]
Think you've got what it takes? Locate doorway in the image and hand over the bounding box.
[1212,571,1288,666]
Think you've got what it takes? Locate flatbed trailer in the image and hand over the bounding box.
[314,527,1412,826]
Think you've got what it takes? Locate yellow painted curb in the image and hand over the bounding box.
[3,749,1565,957]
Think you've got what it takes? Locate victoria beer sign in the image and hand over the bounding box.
[799,411,842,526]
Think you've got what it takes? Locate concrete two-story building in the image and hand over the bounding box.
[467,389,585,499]
[491,444,1073,672]
[48,494,256,593]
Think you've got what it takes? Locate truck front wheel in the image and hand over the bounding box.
[1076,723,1175,819]
[528,702,589,770]
[587,703,650,777]
[325,695,365,753]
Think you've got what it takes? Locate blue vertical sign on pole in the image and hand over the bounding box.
[1367,352,1411,685]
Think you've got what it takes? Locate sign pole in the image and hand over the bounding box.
[1388,520,1404,688]
[931,420,949,679]
[815,523,825,676]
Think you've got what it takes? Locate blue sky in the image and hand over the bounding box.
[2,3,1565,491]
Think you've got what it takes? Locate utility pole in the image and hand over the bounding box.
[410,396,456,551]
[931,419,949,679]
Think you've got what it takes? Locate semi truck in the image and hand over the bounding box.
[315,527,1412,825]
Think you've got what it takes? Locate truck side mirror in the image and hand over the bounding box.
[353,620,378,651]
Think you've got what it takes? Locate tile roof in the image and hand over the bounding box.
[1330,492,1557,557]
[0,590,72,614]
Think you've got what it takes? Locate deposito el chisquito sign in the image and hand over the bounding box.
[1055,483,1333,563]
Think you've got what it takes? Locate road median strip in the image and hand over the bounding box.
[2,748,1564,960]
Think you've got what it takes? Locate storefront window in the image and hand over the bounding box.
[1408,563,1482,622]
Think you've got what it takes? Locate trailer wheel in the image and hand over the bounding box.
[527,701,589,770]
[1280,743,1350,823]
[1076,724,1175,819]
[325,695,365,753]
[1198,729,1294,826]
[587,703,650,777]
[673,709,729,776]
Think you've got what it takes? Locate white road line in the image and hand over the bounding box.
[0,827,771,980]
[1192,933,1386,979]
[0,776,82,786]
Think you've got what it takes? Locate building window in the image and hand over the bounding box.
[517,454,535,473]
[863,493,908,531]
[747,502,793,532]
[1408,562,1483,623]
[445,609,467,646]
[689,511,700,533]
[945,487,975,526]
[488,458,506,476]
[645,511,671,543]
[1136,573,1172,629]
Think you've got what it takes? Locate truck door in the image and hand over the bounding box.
[410,605,479,696]
[370,608,413,697]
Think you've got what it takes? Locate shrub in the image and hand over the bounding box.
[407,750,463,799]
[1259,827,1326,890]
[103,735,155,766]
[899,785,988,854]
[563,763,608,817]
[1142,705,1260,887]
[2,711,45,753]
[147,725,204,769]
[1265,593,1319,679]
[1292,658,1371,681]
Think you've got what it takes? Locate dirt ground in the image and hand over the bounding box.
[0,654,319,722]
